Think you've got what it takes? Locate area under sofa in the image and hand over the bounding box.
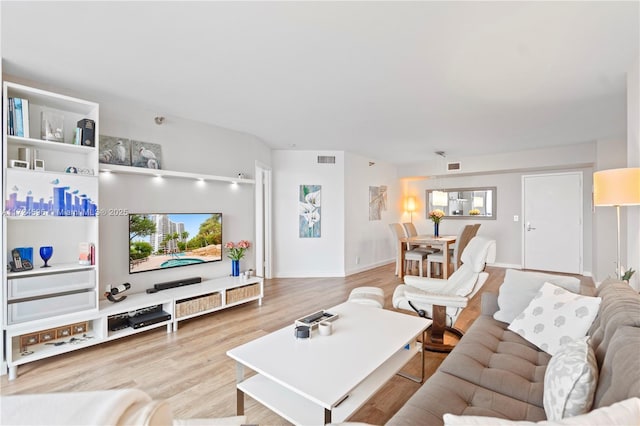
[387,273,640,425]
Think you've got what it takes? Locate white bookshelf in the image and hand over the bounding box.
[2,81,100,379]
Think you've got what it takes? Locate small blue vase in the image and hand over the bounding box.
[231,259,240,277]
[434,222,440,237]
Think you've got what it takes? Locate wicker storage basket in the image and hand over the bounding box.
[176,292,222,318]
[226,283,260,304]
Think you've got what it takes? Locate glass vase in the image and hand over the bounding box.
[434,222,440,237]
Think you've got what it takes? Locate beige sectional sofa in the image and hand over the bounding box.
[387,274,640,425]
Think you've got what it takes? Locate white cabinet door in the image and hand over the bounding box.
[522,172,582,274]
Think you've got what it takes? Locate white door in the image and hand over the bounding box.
[522,172,582,274]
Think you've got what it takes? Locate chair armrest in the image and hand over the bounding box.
[404,287,468,308]
[404,275,447,292]
[481,292,499,316]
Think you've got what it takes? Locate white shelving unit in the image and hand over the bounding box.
[2,81,100,378]
[2,81,263,381]
[99,164,255,184]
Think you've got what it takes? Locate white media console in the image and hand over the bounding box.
[4,275,263,380]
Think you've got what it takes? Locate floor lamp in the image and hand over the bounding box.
[593,167,640,279]
[406,196,416,223]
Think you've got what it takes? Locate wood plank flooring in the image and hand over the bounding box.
[0,264,592,425]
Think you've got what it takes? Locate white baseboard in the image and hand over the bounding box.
[492,263,593,277]
[490,262,521,269]
[275,258,396,278]
[345,259,395,276]
[274,270,347,278]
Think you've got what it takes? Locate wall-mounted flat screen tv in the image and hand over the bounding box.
[129,213,223,274]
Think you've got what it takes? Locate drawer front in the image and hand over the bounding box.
[8,270,95,300]
[8,290,97,324]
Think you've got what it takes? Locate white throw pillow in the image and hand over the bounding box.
[494,269,581,324]
[507,282,601,355]
[442,397,640,426]
[543,337,598,420]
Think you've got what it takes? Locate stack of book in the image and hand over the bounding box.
[7,97,30,137]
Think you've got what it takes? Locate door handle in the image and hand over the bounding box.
[527,222,536,231]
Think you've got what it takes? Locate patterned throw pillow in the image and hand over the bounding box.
[493,269,581,324]
[507,282,601,355]
[543,337,598,420]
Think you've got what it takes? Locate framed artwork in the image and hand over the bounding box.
[131,140,162,169]
[369,185,387,221]
[99,135,131,166]
[299,184,321,238]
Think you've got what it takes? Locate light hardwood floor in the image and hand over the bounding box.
[0,264,592,425]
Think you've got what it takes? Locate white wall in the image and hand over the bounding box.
[344,152,400,275]
[97,102,271,295]
[626,56,640,290]
[272,150,345,277]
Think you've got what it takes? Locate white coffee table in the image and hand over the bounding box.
[226,302,431,425]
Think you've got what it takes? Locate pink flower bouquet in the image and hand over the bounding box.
[225,240,251,260]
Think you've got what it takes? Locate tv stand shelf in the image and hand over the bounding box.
[5,275,263,380]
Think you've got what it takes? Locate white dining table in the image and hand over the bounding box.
[397,235,457,280]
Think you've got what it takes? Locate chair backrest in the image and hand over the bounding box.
[389,223,407,251]
[389,223,403,240]
[453,223,481,267]
[446,236,496,297]
[402,222,418,238]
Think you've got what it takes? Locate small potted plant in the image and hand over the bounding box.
[621,267,636,283]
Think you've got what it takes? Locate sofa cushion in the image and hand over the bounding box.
[507,282,601,355]
[438,315,550,408]
[543,337,597,420]
[587,278,640,368]
[592,325,640,409]
[442,397,640,426]
[387,371,547,425]
[494,270,581,324]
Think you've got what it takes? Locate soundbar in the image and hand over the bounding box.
[128,310,172,329]
[153,276,202,291]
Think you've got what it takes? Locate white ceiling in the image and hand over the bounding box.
[2,1,639,165]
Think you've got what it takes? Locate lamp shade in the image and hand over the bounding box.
[593,168,640,206]
[432,190,448,207]
[406,196,416,212]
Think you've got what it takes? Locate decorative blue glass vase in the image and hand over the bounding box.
[231,259,240,276]
[434,222,440,237]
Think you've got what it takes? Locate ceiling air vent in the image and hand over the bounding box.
[447,162,461,172]
[317,155,336,164]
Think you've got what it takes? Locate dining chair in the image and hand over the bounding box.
[389,223,429,277]
[426,223,480,278]
[401,222,440,255]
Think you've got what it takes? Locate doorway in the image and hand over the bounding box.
[255,161,272,279]
[522,172,583,274]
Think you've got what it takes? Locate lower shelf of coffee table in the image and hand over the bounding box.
[237,342,420,425]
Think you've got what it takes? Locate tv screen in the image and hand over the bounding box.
[129,213,223,274]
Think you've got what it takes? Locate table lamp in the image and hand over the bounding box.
[593,167,640,279]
